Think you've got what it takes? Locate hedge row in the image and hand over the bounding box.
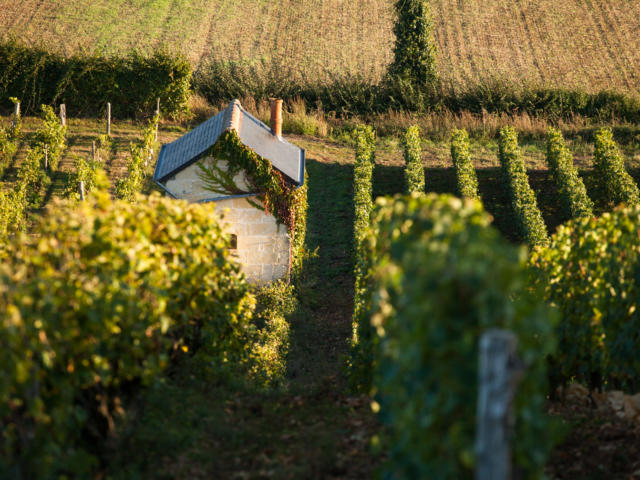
[363,194,556,479]
[545,128,593,219]
[348,125,376,391]
[5,40,640,121]
[531,205,640,392]
[402,125,425,194]
[0,192,253,478]
[194,59,640,121]
[498,126,548,247]
[593,127,640,208]
[449,83,640,123]
[0,40,191,118]
[450,128,479,199]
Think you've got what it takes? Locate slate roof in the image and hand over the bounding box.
[154,100,305,186]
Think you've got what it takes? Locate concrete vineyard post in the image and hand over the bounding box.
[60,104,66,126]
[155,97,160,141]
[12,101,20,130]
[476,329,522,480]
[106,102,111,136]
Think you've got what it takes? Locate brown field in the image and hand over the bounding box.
[1,0,640,95]
[432,0,640,95]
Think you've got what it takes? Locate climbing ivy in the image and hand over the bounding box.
[199,129,308,277]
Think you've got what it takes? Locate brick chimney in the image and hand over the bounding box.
[270,99,283,138]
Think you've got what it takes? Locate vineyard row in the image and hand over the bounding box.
[348,124,640,476]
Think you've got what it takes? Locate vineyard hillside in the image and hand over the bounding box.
[1,0,640,95]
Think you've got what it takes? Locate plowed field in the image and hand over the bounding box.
[1,0,639,93]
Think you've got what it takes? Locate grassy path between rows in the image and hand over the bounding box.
[105,150,380,479]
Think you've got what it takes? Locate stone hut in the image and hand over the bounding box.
[153,99,306,284]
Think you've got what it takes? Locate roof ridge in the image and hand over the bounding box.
[154,98,305,187]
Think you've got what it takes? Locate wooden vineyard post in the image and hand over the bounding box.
[476,329,522,480]
[106,102,111,136]
[79,181,85,201]
[44,145,49,170]
[60,104,66,126]
[155,97,160,142]
[92,140,96,161]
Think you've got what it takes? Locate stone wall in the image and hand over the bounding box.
[212,196,290,284]
[164,159,290,284]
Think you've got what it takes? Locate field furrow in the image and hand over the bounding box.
[441,1,471,88]
[595,0,640,89]
[502,0,540,84]
[515,1,546,85]
[581,0,629,90]
[468,1,499,83]
[456,0,481,85]
[430,0,456,90]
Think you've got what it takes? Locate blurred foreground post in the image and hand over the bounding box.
[476,329,522,480]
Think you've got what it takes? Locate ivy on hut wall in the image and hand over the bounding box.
[198,129,308,277]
